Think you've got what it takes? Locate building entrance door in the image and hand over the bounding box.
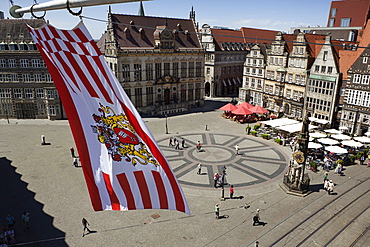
[15,102,36,119]
[164,88,170,105]
[205,82,210,96]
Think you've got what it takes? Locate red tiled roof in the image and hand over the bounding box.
[240,27,278,44]
[210,28,244,51]
[110,14,201,49]
[340,19,370,80]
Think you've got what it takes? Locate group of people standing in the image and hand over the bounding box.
[168,137,185,150]
[1,213,30,246]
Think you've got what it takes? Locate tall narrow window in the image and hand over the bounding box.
[331,8,336,17]
[145,63,153,80]
[146,87,153,106]
[155,63,162,80]
[164,63,170,75]
[188,62,195,77]
[181,62,187,78]
[134,88,142,107]
[323,51,328,61]
[122,64,130,82]
[196,62,202,77]
[173,62,178,78]
[133,64,142,81]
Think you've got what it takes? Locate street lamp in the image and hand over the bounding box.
[165,113,168,134]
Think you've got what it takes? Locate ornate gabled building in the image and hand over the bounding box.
[261,32,327,119]
[304,35,348,126]
[239,44,268,106]
[0,17,62,120]
[99,8,205,116]
[200,25,277,98]
[341,46,370,135]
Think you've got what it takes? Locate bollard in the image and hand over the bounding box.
[205,125,208,131]
[220,186,225,201]
[41,135,46,145]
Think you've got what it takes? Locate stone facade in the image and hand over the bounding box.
[100,12,205,116]
[305,35,342,126]
[341,46,370,135]
[0,18,63,120]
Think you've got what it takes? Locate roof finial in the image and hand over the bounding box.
[138,1,145,16]
[189,5,195,20]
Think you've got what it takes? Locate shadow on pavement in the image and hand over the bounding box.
[0,157,67,247]
[309,183,323,193]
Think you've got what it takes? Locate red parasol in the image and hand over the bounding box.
[238,102,253,109]
[232,105,253,115]
[219,103,237,111]
[249,105,268,114]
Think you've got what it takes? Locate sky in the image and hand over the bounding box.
[1,0,333,39]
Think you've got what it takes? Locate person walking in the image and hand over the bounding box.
[70,147,75,158]
[82,218,91,237]
[175,140,180,150]
[229,185,234,199]
[197,163,202,175]
[215,203,220,219]
[181,138,186,148]
[21,212,30,230]
[213,173,219,188]
[328,180,334,195]
[253,209,261,226]
[235,144,240,155]
[168,137,173,146]
[5,215,15,229]
[324,179,329,191]
[73,157,79,167]
[323,171,328,182]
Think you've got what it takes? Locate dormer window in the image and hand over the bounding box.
[139,28,145,39]
[124,27,131,38]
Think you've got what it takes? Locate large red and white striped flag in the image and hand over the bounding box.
[27,22,189,214]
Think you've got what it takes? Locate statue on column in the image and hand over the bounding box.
[283,113,311,194]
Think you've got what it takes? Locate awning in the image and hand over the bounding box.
[223,80,226,86]
[318,138,339,145]
[233,78,237,85]
[341,140,363,148]
[228,79,232,86]
[277,123,318,133]
[237,77,241,84]
[325,146,348,154]
[262,118,299,127]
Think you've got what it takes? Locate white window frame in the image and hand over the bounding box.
[353,74,361,83]
[8,59,16,68]
[20,59,29,68]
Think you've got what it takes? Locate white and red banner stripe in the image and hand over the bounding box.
[27,22,189,214]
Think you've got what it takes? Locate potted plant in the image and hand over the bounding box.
[253,124,261,130]
[356,151,364,160]
[275,138,281,145]
[309,160,318,171]
[250,130,257,136]
[261,134,269,140]
[246,126,251,135]
[349,154,356,164]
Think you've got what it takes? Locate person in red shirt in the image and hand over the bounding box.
[230,185,234,199]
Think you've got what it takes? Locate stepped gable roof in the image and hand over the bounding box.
[240,27,278,44]
[210,28,244,51]
[110,14,201,49]
[0,19,46,42]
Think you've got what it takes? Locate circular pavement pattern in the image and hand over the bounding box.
[157,133,288,190]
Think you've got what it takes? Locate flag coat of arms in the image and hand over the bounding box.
[27,22,189,214]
